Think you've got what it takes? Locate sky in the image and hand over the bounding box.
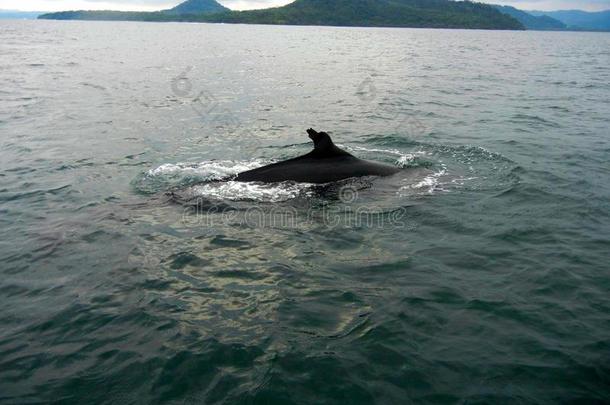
[1,0,609,12]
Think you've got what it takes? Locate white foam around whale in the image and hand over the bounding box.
[400,167,448,195]
[341,144,426,168]
[190,181,316,202]
[145,145,453,202]
[147,160,269,180]
[146,160,316,202]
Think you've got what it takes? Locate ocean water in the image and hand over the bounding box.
[1,20,609,404]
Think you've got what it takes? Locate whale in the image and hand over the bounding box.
[234,129,400,184]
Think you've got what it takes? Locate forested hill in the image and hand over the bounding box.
[38,0,228,21]
[201,0,524,29]
[163,0,228,15]
[39,0,524,30]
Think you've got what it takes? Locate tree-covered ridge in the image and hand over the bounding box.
[39,0,525,30]
[201,0,524,29]
[38,0,228,21]
[37,10,208,21]
[163,0,228,15]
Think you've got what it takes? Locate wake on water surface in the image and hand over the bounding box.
[133,140,519,209]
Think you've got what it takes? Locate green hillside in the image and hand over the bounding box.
[163,0,228,15]
[201,0,523,29]
[39,0,524,30]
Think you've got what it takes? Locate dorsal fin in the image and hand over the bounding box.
[306,128,353,158]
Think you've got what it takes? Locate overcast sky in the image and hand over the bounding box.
[1,0,609,12]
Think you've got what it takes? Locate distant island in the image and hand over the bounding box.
[37,0,228,22]
[39,0,524,30]
[37,0,610,32]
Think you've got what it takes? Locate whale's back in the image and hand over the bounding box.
[235,155,399,184]
[234,129,400,184]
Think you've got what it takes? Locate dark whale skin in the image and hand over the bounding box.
[234,129,400,184]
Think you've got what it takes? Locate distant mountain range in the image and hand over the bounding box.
[530,9,610,31]
[0,10,44,19]
[493,5,566,30]
[34,0,610,32]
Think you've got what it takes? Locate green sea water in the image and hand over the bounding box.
[1,20,609,404]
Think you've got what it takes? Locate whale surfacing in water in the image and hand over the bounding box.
[234,129,400,184]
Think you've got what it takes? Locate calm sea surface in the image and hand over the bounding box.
[1,20,609,404]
